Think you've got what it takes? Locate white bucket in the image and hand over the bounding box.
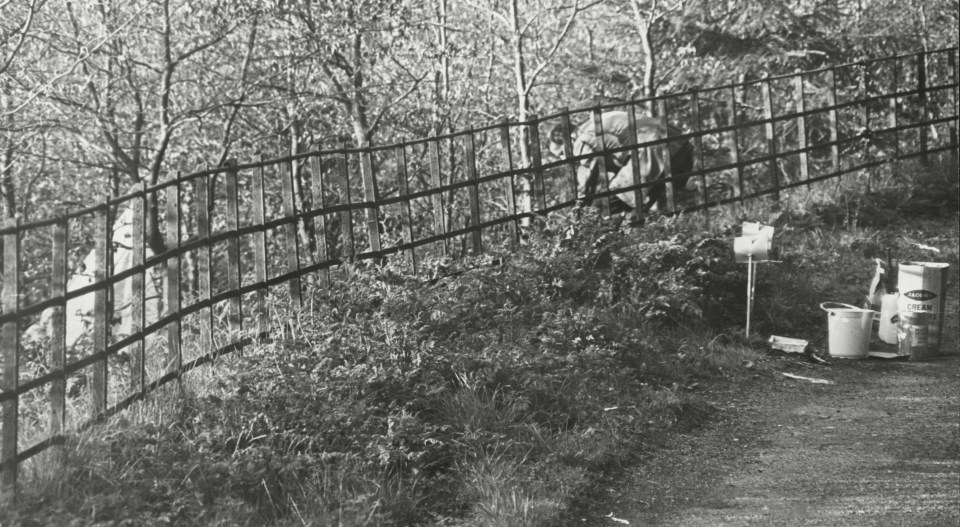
[821,302,875,359]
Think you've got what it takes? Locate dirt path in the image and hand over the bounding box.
[583,295,960,525]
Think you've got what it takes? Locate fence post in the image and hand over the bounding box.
[858,61,872,191]
[859,61,870,144]
[825,69,841,177]
[193,177,213,352]
[527,115,547,214]
[727,85,745,202]
[464,129,483,255]
[91,203,110,418]
[165,177,182,377]
[793,70,811,184]
[427,131,448,256]
[393,143,418,274]
[1,218,20,495]
[282,152,303,307]
[251,159,269,337]
[50,219,67,463]
[917,50,929,166]
[497,117,520,249]
[358,143,383,263]
[690,89,708,224]
[130,184,146,397]
[334,144,355,261]
[308,150,331,285]
[887,59,902,180]
[761,74,780,201]
[558,109,578,206]
[590,108,612,217]
[657,99,677,212]
[223,160,243,336]
[949,48,958,168]
[626,104,646,222]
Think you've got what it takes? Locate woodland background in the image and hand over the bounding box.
[3,0,957,224]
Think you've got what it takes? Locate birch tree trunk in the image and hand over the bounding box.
[0,84,15,219]
[509,0,534,222]
[631,1,657,115]
[630,0,685,115]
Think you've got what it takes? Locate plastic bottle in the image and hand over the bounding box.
[865,258,886,310]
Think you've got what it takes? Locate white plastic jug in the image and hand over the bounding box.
[821,302,875,359]
[878,292,899,345]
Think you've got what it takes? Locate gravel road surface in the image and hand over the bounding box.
[584,280,959,526]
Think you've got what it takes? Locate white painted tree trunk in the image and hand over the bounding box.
[24,207,163,353]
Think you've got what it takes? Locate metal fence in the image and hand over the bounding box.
[1,47,958,495]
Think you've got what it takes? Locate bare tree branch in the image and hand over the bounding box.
[518,0,602,37]
[215,17,259,167]
[1,1,148,117]
[461,0,513,28]
[0,0,45,76]
[367,71,429,139]
[525,0,597,96]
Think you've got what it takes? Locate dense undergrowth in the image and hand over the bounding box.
[3,159,958,526]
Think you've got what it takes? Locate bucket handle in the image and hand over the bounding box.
[820,302,876,313]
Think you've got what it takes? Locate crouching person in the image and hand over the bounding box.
[551,110,693,217]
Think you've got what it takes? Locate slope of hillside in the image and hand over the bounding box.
[3,158,957,526]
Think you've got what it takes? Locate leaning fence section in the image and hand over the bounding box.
[1,47,958,496]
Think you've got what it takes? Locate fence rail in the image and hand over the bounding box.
[1,47,958,496]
